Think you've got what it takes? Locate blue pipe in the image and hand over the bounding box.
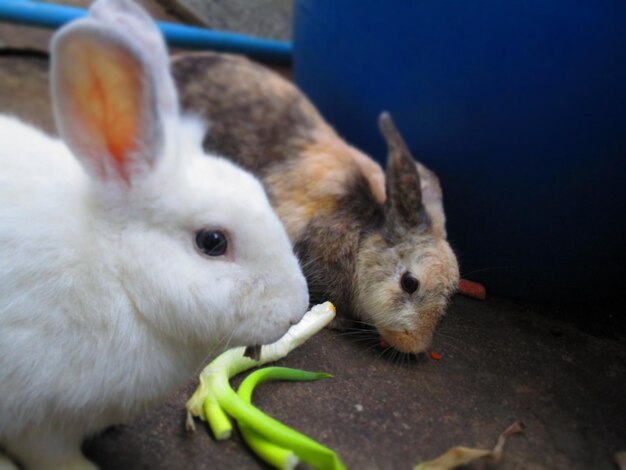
[0,0,292,64]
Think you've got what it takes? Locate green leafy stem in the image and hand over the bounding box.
[186,302,346,470]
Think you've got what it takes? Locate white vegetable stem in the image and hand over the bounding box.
[186,301,336,432]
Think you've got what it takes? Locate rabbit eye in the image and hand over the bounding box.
[196,229,228,257]
[401,272,420,294]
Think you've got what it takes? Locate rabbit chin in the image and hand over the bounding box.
[379,327,434,354]
[362,298,445,354]
[229,282,310,348]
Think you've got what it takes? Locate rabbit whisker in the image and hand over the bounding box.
[460,265,510,278]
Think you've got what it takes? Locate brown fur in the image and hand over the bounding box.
[172,52,459,353]
[172,52,385,242]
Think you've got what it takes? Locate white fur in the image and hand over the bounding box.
[0,1,308,468]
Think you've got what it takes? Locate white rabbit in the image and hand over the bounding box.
[0,0,308,468]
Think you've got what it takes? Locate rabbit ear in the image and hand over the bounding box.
[417,162,449,239]
[379,112,423,231]
[88,0,179,116]
[51,0,176,184]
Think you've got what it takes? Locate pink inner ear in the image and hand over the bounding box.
[64,39,143,178]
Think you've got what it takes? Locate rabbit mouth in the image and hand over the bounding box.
[243,344,263,361]
[379,328,433,354]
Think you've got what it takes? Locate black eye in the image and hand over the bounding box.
[196,229,228,257]
[401,272,420,294]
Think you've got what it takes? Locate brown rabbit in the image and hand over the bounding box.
[172,52,459,354]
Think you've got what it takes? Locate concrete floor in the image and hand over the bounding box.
[80,295,626,470]
[1,5,625,469]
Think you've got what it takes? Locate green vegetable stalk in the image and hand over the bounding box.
[237,367,336,470]
[186,302,345,470]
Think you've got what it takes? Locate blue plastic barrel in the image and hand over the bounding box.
[293,1,626,303]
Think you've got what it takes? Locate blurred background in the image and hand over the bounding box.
[292,1,626,312]
[2,0,625,335]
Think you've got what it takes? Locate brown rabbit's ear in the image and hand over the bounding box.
[417,162,449,239]
[379,112,423,231]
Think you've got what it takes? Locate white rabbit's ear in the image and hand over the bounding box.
[88,0,179,116]
[51,0,177,184]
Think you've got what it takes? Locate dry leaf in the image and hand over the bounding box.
[414,421,525,470]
